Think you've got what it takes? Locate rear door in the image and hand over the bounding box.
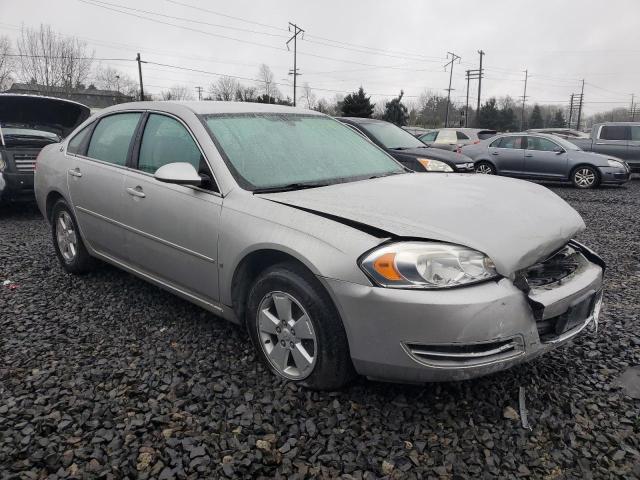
[487,136,525,174]
[121,112,222,304]
[596,125,630,159]
[66,112,143,261]
[628,125,640,171]
[522,136,568,179]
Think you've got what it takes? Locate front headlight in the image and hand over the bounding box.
[360,241,498,289]
[416,158,453,172]
[607,159,624,168]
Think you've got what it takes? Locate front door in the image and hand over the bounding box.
[596,125,629,159]
[66,112,143,260]
[121,113,222,303]
[522,136,568,179]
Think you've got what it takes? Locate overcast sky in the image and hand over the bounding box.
[1,0,639,115]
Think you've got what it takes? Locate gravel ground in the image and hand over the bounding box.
[1,181,639,479]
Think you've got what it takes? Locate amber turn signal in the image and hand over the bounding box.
[372,252,402,281]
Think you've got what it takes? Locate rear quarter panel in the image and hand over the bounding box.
[34,143,71,220]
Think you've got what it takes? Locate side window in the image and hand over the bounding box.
[599,125,629,141]
[489,138,502,148]
[87,113,142,166]
[420,132,438,142]
[436,130,457,143]
[456,131,470,140]
[630,126,640,141]
[498,136,523,149]
[137,114,205,175]
[528,137,560,152]
[67,123,93,155]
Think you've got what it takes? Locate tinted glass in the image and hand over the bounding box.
[87,113,141,166]
[478,130,497,140]
[204,114,403,190]
[67,124,93,155]
[456,131,470,140]
[527,137,560,152]
[630,126,640,141]
[600,125,629,141]
[498,136,523,149]
[359,122,425,149]
[138,114,202,174]
[420,132,438,142]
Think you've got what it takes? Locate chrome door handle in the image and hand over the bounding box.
[525,154,533,157]
[491,151,499,155]
[126,186,146,198]
[68,168,82,177]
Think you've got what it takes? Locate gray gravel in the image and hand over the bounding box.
[1,181,639,479]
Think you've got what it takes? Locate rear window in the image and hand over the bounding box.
[478,130,497,140]
[599,125,629,141]
[456,131,470,140]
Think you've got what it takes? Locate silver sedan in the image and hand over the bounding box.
[35,102,604,389]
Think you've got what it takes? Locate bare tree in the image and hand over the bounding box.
[16,24,94,92]
[161,84,194,101]
[209,75,240,101]
[236,85,257,102]
[299,82,316,109]
[0,35,14,91]
[256,63,280,100]
[95,64,137,97]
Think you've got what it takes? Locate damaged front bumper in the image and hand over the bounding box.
[323,240,604,383]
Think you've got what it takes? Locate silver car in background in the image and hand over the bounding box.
[418,128,497,151]
[462,132,630,188]
[35,102,604,389]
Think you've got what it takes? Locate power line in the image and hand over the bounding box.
[443,51,461,128]
[286,22,304,106]
[520,69,528,130]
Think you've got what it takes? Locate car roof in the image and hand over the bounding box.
[497,132,560,140]
[338,117,388,125]
[99,100,324,117]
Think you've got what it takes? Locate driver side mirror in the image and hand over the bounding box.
[553,146,565,154]
[154,162,202,186]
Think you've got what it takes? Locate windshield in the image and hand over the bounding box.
[202,113,404,190]
[359,121,426,149]
[552,136,581,151]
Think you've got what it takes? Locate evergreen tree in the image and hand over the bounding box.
[382,90,409,126]
[477,98,501,129]
[529,104,544,128]
[551,110,566,128]
[341,86,375,117]
[499,106,518,132]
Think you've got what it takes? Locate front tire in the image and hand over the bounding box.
[475,161,496,175]
[246,262,355,390]
[571,165,599,189]
[51,199,95,274]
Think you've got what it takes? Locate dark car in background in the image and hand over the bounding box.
[418,128,498,151]
[337,118,475,173]
[462,132,630,188]
[566,122,640,173]
[0,94,90,203]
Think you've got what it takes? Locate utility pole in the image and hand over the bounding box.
[520,69,528,130]
[576,79,585,130]
[630,93,636,121]
[476,50,485,125]
[444,51,461,127]
[136,53,145,101]
[464,69,481,127]
[195,86,203,101]
[568,93,574,128]
[286,22,304,107]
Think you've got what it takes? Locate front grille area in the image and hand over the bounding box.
[520,244,585,289]
[404,337,524,368]
[13,153,38,172]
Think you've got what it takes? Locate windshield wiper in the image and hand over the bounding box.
[368,170,407,179]
[389,147,412,151]
[252,182,331,194]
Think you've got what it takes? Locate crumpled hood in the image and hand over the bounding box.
[0,94,90,138]
[399,147,472,164]
[261,173,585,275]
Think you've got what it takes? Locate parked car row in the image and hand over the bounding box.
[31,100,608,389]
[417,127,498,151]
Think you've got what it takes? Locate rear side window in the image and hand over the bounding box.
[67,124,93,155]
[87,113,142,166]
[420,132,438,142]
[599,125,629,141]
[456,131,470,140]
[137,114,203,174]
[630,126,640,141]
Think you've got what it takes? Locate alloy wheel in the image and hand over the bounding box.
[574,168,596,188]
[257,291,317,380]
[56,211,78,262]
[476,163,494,174]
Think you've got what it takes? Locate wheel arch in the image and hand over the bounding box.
[475,158,498,172]
[45,190,69,223]
[570,163,601,182]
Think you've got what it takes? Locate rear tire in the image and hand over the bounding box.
[475,161,496,175]
[51,199,95,274]
[246,261,356,390]
[571,165,599,189]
